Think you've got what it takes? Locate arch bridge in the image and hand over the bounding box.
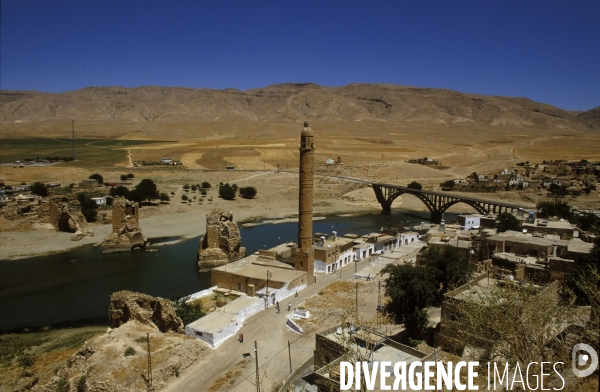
[372,183,525,223]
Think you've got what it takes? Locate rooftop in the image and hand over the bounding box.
[213,254,304,283]
[187,295,261,334]
[487,230,569,247]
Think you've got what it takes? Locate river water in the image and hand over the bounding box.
[0,209,457,332]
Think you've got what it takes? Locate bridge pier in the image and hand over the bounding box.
[430,211,443,224]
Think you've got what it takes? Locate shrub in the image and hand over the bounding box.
[183,184,190,190]
[89,173,104,184]
[219,183,236,200]
[191,185,197,192]
[239,186,257,199]
[407,181,423,190]
[124,346,136,357]
[127,173,134,179]
[202,181,211,189]
[120,174,128,181]
[159,193,171,202]
[201,189,207,196]
[31,182,48,196]
[181,194,188,201]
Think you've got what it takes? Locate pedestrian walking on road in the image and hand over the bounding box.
[295,291,298,297]
[239,333,244,343]
[314,276,316,283]
[287,302,291,311]
[276,301,280,313]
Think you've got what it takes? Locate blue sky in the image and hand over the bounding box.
[1,1,599,110]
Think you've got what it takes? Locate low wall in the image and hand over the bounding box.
[278,355,314,392]
[286,316,303,334]
[186,286,217,302]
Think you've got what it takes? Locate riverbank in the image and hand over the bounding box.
[0,198,386,260]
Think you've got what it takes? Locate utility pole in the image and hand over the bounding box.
[376,281,383,329]
[288,340,292,374]
[141,332,153,390]
[355,282,358,314]
[254,341,260,392]
[265,271,271,309]
[72,120,76,161]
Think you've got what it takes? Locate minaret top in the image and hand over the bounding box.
[301,121,313,136]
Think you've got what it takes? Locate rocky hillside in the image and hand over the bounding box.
[0,83,596,135]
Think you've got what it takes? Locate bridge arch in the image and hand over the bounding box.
[384,189,437,214]
[437,199,488,216]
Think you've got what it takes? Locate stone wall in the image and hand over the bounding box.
[197,210,246,271]
[101,197,147,252]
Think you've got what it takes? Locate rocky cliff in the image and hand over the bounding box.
[108,290,184,333]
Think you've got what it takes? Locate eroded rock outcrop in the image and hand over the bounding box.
[108,290,184,333]
[197,210,246,271]
[101,197,147,252]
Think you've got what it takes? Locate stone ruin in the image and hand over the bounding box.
[197,210,246,271]
[101,197,147,253]
[108,290,184,333]
[46,198,94,241]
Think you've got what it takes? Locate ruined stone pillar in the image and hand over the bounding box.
[294,121,315,283]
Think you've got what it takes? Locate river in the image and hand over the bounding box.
[0,210,457,332]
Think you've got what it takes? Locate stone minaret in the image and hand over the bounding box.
[294,121,315,283]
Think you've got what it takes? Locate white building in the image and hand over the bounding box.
[91,196,108,205]
[458,214,481,230]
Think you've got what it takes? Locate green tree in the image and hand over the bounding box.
[135,179,159,203]
[441,180,455,189]
[109,185,129,197]
[120,174,128,181]
[126,188,143,204]
[127,173,134,179]
[201,181,211,189]
[30,182,48,197]
[172,293,205,325]
[382,264,438,338]
[420,247,471,296]
[407,181,423,190]
[548,183,568,196]
[231,183,239,192]
[89,173,104,184]
[219,183,236,200]
[181,194,188,202]
[159,193,171,202]
[239,186,257,199]
[496,212,521,232]
[191,184,197,192]
[537,200,572,220]
[77,194,98,222]
[576,213,600,231]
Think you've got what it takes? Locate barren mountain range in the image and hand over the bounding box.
[0,83,598,139]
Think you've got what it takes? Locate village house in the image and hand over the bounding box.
[314,325,439,391]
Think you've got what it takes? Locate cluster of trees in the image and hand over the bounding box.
[218,183,257,200]
[109,179,160,204]
[383,247,471,337]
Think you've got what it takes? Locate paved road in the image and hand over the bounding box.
[162,255,385,392]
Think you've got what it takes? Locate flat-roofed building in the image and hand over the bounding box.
[314,325,440,391]
[522,218,575,240]
[185,295,262,348]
